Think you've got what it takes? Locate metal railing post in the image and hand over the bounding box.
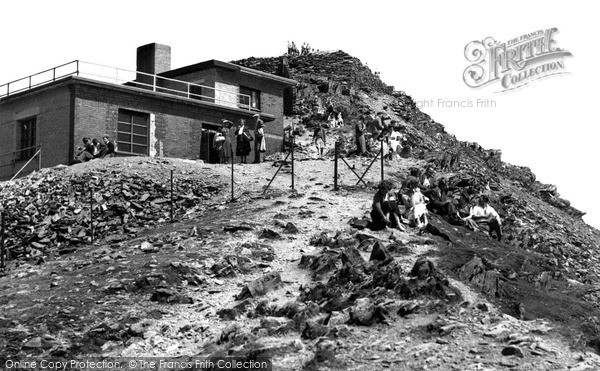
[38,146,42,171]
[334,142,339,190]
[29,76,32,89]
[10,148,41,181]
[76,60,79,76]
[153,75,156,92]
[187,84,190,99]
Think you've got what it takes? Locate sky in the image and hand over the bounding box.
[1,0,598,228]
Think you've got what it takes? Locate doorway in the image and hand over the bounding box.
[200,123,222,164]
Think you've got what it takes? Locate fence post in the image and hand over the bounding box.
[380,139,384,182]
[170,169,174,221]
[89,186,94,243]
[291,130,295,190]
[231,144,235,201]
[38,146,42,171]
[334,142,339,190]
[1,212,5,269]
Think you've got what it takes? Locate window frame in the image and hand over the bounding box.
[239,86,261,111]
[18,116,37,160]
[117,109,149,155]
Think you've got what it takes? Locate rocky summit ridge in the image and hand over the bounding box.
[0,50,599,370]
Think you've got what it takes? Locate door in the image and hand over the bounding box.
[200,123,221,163]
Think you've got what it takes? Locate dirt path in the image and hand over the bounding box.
[2,132,600,370]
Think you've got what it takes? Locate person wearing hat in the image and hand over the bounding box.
[253,114,266,163]
[235,119,253,164]
[217,119,233,164]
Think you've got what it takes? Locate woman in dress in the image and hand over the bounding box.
[235,119,253,164]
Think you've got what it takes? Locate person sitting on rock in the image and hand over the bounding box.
[424,179,463,225]
[370,180,404,231]
[92,138,107,159]
[420,166,435,189]
[74,137,94,163]
[462,195,502,241]
[405,179,429,230]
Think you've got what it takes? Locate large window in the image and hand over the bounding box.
[18,117,37,160]
[239,86,261,110]
[117,110,149,155]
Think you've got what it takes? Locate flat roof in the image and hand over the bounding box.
[0,76,277,121]
[160,59,297,86]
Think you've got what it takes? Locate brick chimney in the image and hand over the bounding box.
[136,43,171,88]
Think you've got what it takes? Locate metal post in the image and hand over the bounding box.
[231,144,235,201]
[153,75,156,92]
[334,142,339,190]
[89,186,94,243]
[291,129,295,190]
[38,146,42,171]
[380,139,384,182]
[1,212,5,269]
[29,76,32,89]
[170,170,174,221]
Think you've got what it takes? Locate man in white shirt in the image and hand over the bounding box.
[463,195,502,241]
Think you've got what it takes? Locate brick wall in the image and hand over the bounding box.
[0,85,71,179]
[1,75,288,179]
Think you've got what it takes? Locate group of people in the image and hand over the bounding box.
[74,136,116,163]
[286,41,313,56]
[370,166,503,241]
[212,114,266,164]
[326,112,344,128]
[355,112,407,159]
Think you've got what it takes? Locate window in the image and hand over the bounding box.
[239,86,261,110]
[117,110,149,155]
[189,84,205,101]
[18,117,36,160]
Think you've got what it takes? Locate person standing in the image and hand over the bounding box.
[235,119,253,164]
[355,119,366,155]
[253,114,266,163]
[313,123,327,159]
[219,119,233,164]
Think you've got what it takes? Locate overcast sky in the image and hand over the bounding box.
[1,0,598,228]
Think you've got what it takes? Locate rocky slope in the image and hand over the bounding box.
[0,51,600,370]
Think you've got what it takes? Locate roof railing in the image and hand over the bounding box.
[0,61,254,111]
